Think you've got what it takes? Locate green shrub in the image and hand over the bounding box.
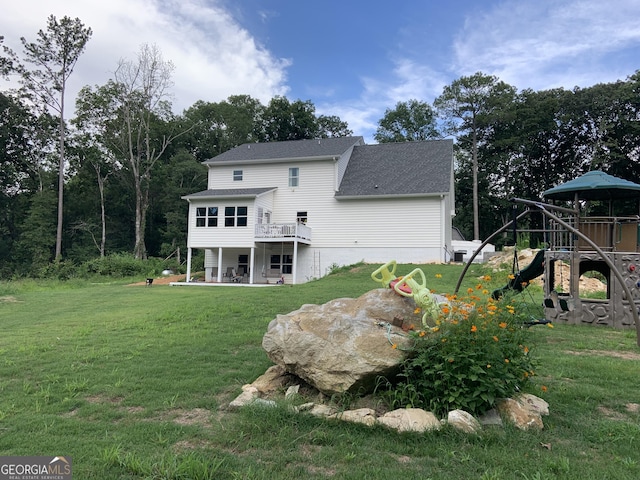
[379,278,542,417]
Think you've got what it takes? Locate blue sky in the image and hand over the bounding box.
[3,0,640,143]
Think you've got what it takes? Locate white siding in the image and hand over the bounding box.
[187,155,452,283]
[187,201,255,248]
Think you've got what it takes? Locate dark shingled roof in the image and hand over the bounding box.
[203,136,364,164]
[335,139,453,198]
[182,187,276,200]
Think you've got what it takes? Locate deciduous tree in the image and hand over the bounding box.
[374,99,440,143]
[3,15,92,260]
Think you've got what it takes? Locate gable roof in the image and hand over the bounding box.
[335,139,453,198]
[203,136,364,164]
[182,187,276,200]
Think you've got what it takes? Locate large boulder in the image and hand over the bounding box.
[262,288,423,395]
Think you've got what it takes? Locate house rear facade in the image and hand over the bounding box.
[182,136,455,284]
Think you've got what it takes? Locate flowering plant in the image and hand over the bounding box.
[378,276,541,417]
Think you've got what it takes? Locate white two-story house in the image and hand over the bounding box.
[181,136,455,284]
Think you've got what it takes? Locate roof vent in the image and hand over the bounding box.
[374,185,378,188]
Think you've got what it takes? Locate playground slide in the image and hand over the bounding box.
[492,249,545,300]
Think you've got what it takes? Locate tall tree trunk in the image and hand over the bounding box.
[472,116,479,241]
[133,174,148,259]
[96,169,106,257]
[55,109,64,261]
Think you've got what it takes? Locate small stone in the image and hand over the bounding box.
[497,398,544,430]
[478,408,503,426]
[377,408,441,433]
[309,404,339,418]
[228,386,260,409]
[285,385,300,399]
[516,393,549,416]
[447,409,482,434]
[330,408,377,426]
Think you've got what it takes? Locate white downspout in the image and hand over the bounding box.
[293,239,299,284]
[186,248,192,282]
[249,246,255,284]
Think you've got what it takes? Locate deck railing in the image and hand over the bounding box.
[254,223,312,241]
[547,215,639,252]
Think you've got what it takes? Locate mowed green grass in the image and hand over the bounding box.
[0,264,639,479]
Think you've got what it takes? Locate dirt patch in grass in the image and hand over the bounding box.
[0,296,21,303]
[166,408,212,426]
[85,394,124,405]
[172,439,214,452]
[128,274,186,286]
[564,349,640,361]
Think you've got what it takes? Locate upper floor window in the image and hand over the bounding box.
[296,211,308,224]
[225,206,248,227]
[289,167,299,187]
[233,170,243,181]
[196,206,218,227]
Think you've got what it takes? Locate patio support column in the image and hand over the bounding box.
[292,240,299,284]
[249,247,255,284]
[217,247,223,283]
[186,248,192,283]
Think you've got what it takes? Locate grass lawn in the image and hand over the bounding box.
[0,263,639,479]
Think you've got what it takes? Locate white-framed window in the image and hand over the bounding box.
[289,167,299,187]
[233,170,243,181]
[270,254,293,274]
[224,206,248,227]
[195,207,218,227]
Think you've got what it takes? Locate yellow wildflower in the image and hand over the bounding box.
[414,307,421,314]
[418,330,426,337]
[391,344,397,349]
[483,275,492,281]
[470,325,478,333]
[508,274,515,280]
[467,287,474,294]
[435,273,442,278]
[486,364,491,368]
[499,322,508,329]
[493,336,499,342]
[547,323,554,329]
[541,385,548,392]
[504,358,510,363]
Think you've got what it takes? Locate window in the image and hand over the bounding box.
[196,206,218,227]
[224,206,248,227]
[270,254,293,274]
[296,211,308,224]
[238,255,249,275]
[233,170,243,181]
[289,167,299,187]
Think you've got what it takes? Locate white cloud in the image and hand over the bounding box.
[1,0,290,113]
[317,58,448,143]
[452,0,640,90]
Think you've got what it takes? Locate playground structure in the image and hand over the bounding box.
[456,171,640,347]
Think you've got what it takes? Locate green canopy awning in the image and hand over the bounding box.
[542,171,640,201]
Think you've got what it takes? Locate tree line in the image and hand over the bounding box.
[1,15,639,278]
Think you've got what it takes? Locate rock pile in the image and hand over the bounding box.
[230,287,550,433]
[228,364,550,433]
